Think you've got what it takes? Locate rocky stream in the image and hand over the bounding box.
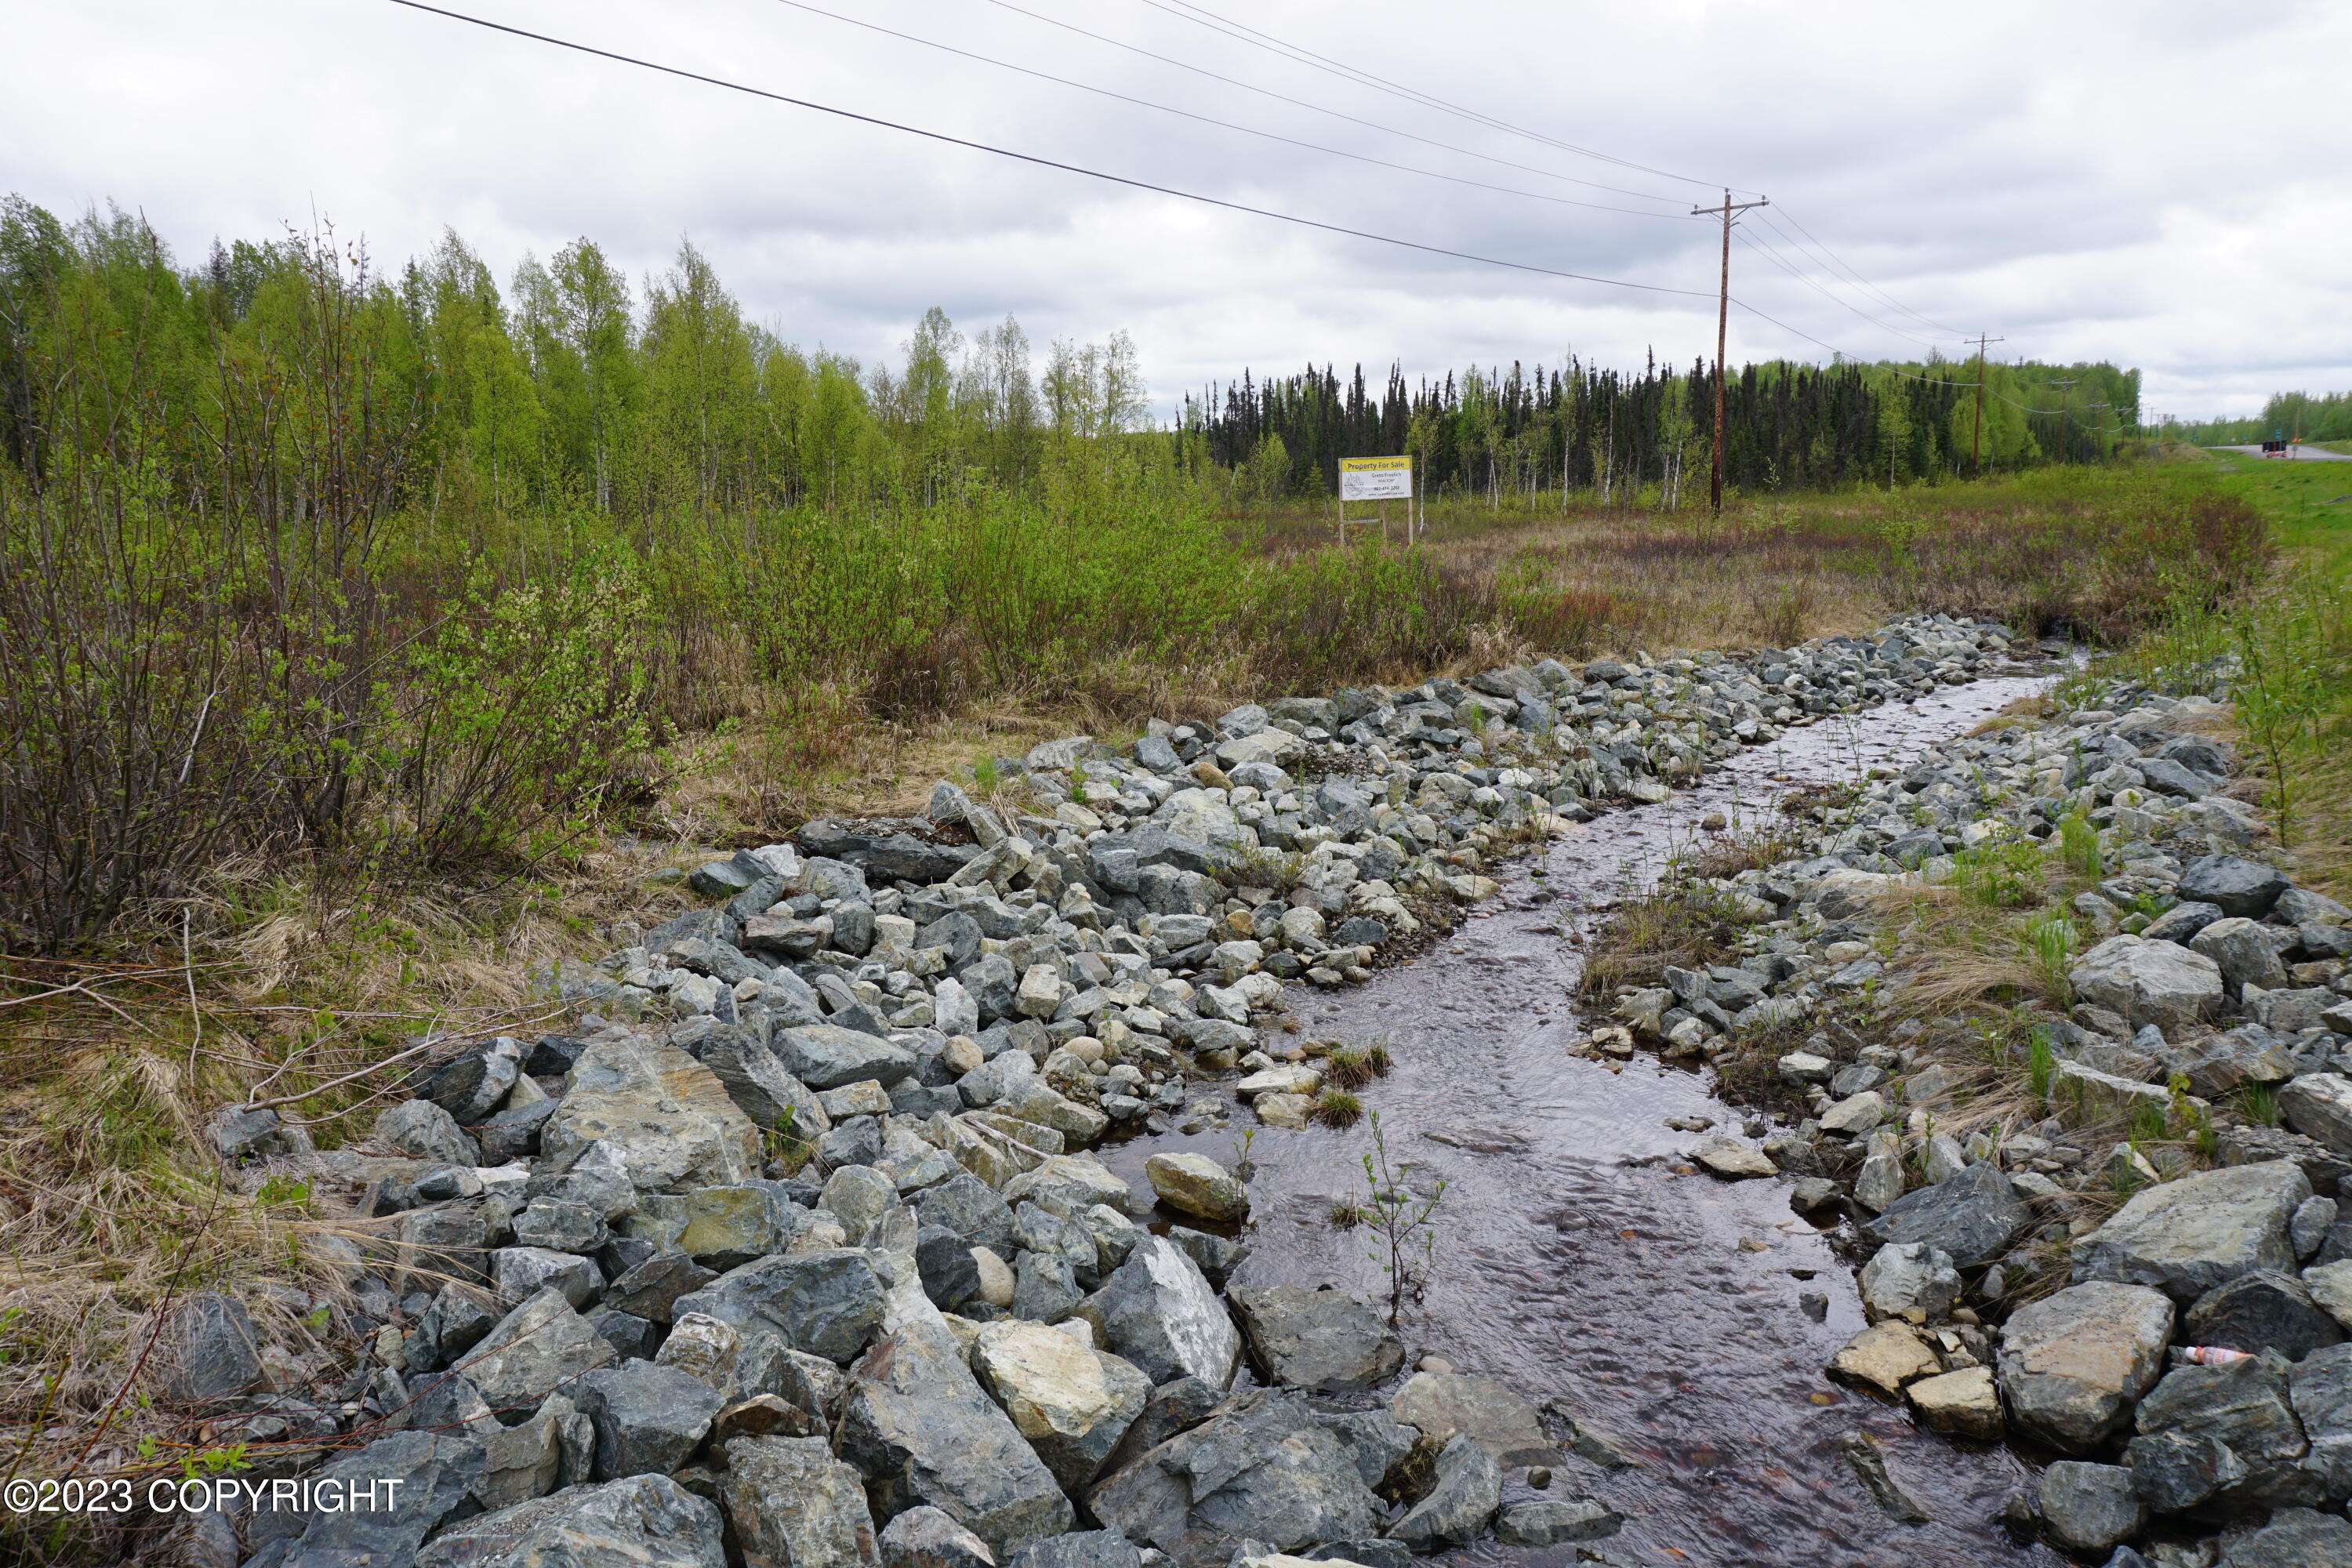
[169,614,2352,1568]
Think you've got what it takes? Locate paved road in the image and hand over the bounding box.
[2214,443,2352,461]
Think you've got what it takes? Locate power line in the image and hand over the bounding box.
[1730,227,1951,351]
[978,0,1690,207]
[1759,207,1972,339]
[765,0,1706,221]
[1148,0,1749,196]
[1123,0,1987,351]
[384,0,1721,307]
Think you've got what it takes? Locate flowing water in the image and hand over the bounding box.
[1105,673,2067,1568]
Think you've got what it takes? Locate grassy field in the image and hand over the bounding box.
[0,458,2278,1526]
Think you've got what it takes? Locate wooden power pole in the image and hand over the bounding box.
[1693,188,1769,523]
[1969,332,2005,472]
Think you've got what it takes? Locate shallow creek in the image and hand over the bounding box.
[1105,672,2067,1568]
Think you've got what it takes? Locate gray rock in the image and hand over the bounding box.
[1863,1161,2031,1269]
[1004,1532,1140,1568]
[604,1251,718,1326]
[2144,901,2224,944]
[773,1025,918,1090]
[694,1028,831,1140]
[723,1434,882,1568]
[2295,1196,2340,1260]
[544,1036,762,1194]
[494,1245,603,1311]
[378,1098,482,1166]
[2131,1352,2315,1512]
[1387,1372,1552,1466]
[1493,1498,1623,1546]
[913,1173,1018,1258]
[2282,1075,2352,1160]
[673,1249,887,1364]
[1857,1243,1961,1324]
[1836,1430,1929,1524]
[2183,1270,2344,1360]
[2216,1508,2352,1567]
[880,1507,998,1568]
[2038,1461,2144,1553]
[419,1037,523,1123]
[838,1316,1075,1554]
[575,1360,724,1479]
[971,1319,1151,1491]
[1388,1432,1501,1551]
[1998,1282,2175,1453]
[2178,855,2289,919]
[1076,1236,1242,1389]
[2192,917,2291,993]
[1316,1409,1417,1493]
[1087,1388,1382,1559]
[416,1473,728,1568]
[159,1291,263,1406]
[2072,1160,2312,1301]
[255,1428,484,1560]
[456,1286,617,1421]
[2292,1342,2352,1501]
[1229,1286,1405,1392]
[2070,935,2224,1032]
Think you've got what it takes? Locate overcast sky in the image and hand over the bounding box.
[8,0,2347,422]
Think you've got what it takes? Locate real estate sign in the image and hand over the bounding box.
[1338,455,1413,501]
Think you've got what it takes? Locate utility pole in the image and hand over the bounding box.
[2049,376,2079,465]
[1693,187,1769,524]
[1969,332,2005,473]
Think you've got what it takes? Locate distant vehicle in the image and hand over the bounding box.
[2261,438,2295,456]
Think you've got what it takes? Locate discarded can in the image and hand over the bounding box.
[2179,1345,2252,1367]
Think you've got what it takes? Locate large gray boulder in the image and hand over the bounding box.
[2038,1461,2143,1553]
[250,1428,484,1560]
[2178,855,2290,919]
[838,1317,1075,1554]
[544,1036,761,1193]
[2128,1352,2315,1513]
[377,1098,482,1166]
[971,1319,1151,1491]
[1087,1388,1382,1562]
[2183,1270,2344,1361]
[1387,1432,1501,1550]
[1229,1286,1404,1392]
[574,1361,724,1479]
[2216,1508,2352,1568]
[723,1434,883,1568]
[2069,935,2224,1032]
[1387,1371,1553,1466]
[1861,1161,2031,1269]
[417,1474,728,1567]
[448,1286,616,1422]
[2191,916,2292,993]
[2290,1342,2352,1502]
[1997,1282,2175,1453]
[2071,1160,2312,1301]
[912,1172,1018,1257]
[2282,1075,2352,1160]
[879,1507,996,1568]
[692,1028,832,1138]
[673,1249,888,1365]
[774,1024,918,1090]
[158,1291,264,1406]
[1075,1236,1241,1390]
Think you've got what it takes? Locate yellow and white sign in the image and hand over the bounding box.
[1339,455,1413,502]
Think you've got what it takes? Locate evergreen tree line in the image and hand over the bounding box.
[1184,353,2143,506]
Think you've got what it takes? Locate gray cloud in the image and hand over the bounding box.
[5,0,2345,422]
